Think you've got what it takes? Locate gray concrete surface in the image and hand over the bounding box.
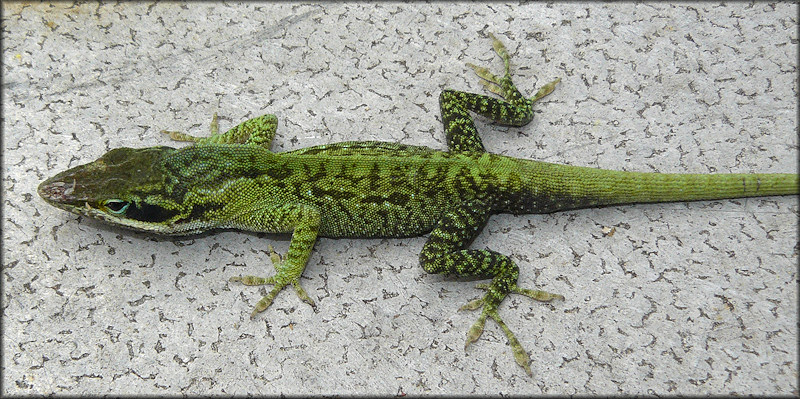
[2,2,797,396]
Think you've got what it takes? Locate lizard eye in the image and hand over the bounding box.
[104,199,130,214]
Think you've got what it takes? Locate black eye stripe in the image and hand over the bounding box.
[124,203,179,223]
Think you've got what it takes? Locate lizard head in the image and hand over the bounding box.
[38,146,198,235]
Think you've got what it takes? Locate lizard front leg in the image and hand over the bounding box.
[228,202,320,318]
[420,199,562,376]
[162,113,279,149]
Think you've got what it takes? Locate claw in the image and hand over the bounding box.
[510,285,564,302]
[465,312,488,349]
[489,312,532,376]
[530,78,561,103]
[161,129,199,142]
[209,112,219,136]
[459,297,484,311]
[250,283,284,318]
[229,275,274,285]
[467,62,502,87]
[292,279,316,307]
[267,244,283,265]
[488,32,511,74]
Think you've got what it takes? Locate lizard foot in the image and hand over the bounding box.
[459,283,564,376]
[229,245,315,318]
[466,33,560,104]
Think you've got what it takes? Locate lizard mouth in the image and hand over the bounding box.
[38,177,108,221]
[38,177,78,205]
[38,172,126,223]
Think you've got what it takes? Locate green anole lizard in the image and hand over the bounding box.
[38,34,798,375]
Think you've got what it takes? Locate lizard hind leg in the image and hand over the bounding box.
[419,199,563,376]
[439,34,559,153]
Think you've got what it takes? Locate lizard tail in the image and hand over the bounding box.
[510,160,799,213]
[585,170,799,205]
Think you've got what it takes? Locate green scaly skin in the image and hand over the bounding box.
[38,34,799,376]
